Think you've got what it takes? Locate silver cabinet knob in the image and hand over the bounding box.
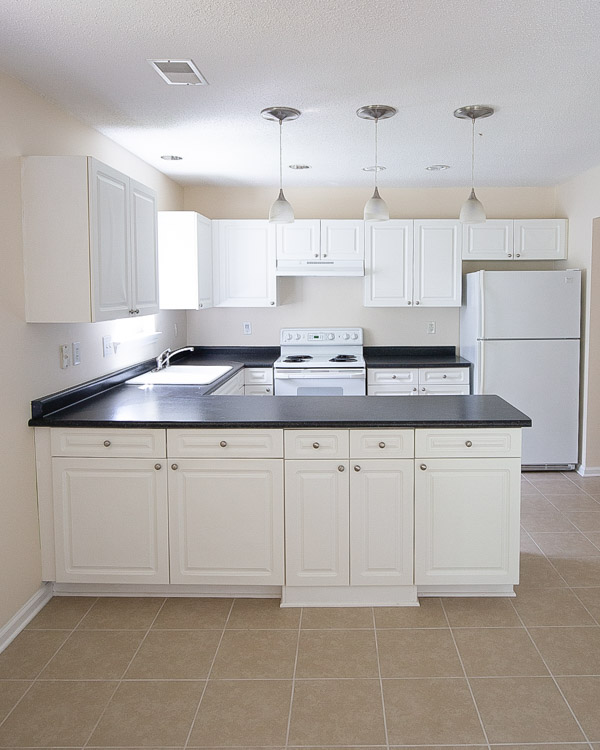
[154,463,162,471]
[412,387,417,392]
[134,309,140,314]
[171,463,178,470]
[338,465,345,472]
[421,387,426,392]
[266,387,271,393]
[314,253,319,258]
[415,300,420,305]
[420,463,427,471]
[378,441,385,449]
[270,301,275,305]
[407,300,412,305]
[313,442,320,449]
[322,253,327,257]
[442,374,447,379]
[392,374,397,379]
[220,440,227,448]
[516,253,521,258]
[354,465,361,472]
[129,309,134,315]
[103,440,111,447]
[465,440,473,447]
[507,253,513,258]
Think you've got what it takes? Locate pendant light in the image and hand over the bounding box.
[454,105,494,224]
[357,105,397,221]
[261,106,301,223]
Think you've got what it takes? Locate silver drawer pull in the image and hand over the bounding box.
[338,465,345,472]
[266,387,271,392]
[378,441,385,449]
[171,463,178,470]
[465,440,473,447]
[103,440,111,447]
[442,374,447,379]
[392,374,397,379]
[154,463,162,471]
[354,465,361,472]
[421,387,426,391]
[313,442,320,449]
[420,463,427,471]
[220,440,227,448]
[413,387,417,391]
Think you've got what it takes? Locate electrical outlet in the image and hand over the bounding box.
[72,341,81,366]
[427,321,436,334]
[102,335,113,357]
[243,322,252,335]
[174,323,178,337]
[59,344,70,369]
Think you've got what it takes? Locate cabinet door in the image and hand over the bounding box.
[213,220,277,307]
[276,220,321,259]
[413,220,462,307]
[168,459,284,585]
[53,458,168,584]
[350,459,413,585]
[285,460,349,585]
[514,219,567,260]
[462,220,514,260]
[364,220,413,306]
[130,179,159,316]
[321,220,364,259]
[90,159,131,321]
[414,457,521,585]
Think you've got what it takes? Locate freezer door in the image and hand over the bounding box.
[479,339,579,466]
[481,271,581,340]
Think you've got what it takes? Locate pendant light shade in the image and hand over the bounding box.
[454,105,494,224]
[357,105,397,221]
[261,106,301,224]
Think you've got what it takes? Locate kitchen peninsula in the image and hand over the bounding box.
[30,358,530,607]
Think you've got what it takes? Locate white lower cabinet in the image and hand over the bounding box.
[368,367,470,396]
[52,457,169,584]
[168,458,284,585]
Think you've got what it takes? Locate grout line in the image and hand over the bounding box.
[439,598,492,750]
[182,597,235,749]
[371,606,390,750]
[284,606,303,749]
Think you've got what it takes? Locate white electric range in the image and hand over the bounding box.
[274,328,366,396]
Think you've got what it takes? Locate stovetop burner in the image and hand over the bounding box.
[283,355,313,363]
[329,355,358,362]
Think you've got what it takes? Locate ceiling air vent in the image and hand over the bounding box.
[148,59,208,85]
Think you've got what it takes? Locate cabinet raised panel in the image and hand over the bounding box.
[276,220,321,259]
[462,220,513,260]
[364,220,413,306]
[320,220,364,259]
[413,220,462,307]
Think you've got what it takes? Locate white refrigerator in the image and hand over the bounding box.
[460,270,581,468]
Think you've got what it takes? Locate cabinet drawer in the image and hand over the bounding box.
[350,430,414,458]
[244,384,274,395]
[368,368,418,385]
[244,367,273,385]
[415,428,521,458]
[284,430,349,459]
[368,384,418,396]
[420,385,470,395]
[419,368,469,385]
[50,428,166,458]
[168,429,283,458]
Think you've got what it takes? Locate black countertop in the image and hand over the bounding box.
[364,347,470,368]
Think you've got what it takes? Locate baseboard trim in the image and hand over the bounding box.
[52,583,281,598]
[0,583,53,654]
[576,464,600,477]
[281,585,419,607]
[418,584,515,597]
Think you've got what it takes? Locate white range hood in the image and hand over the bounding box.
[276,259,364,276]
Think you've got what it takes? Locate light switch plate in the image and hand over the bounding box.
[72,341,81,365]
[102,335,113,357]
[243,322,252,335]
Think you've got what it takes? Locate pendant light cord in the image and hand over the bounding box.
[471,116,475,190]
[279,119,283,191]
[374,117,379,189]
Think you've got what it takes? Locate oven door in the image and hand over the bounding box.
[274,368,366,396]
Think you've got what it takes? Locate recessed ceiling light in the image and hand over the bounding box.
[161,155,183,161]
[425,164,450,171]
[362,165,386,172]
[289,164,311,169]
[148,59,208,86]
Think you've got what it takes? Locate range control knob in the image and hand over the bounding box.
[284,333,293,341]
[328,333,335,340]
[352,333,359,340]
[342,333,350,340]
[295,333,302,340]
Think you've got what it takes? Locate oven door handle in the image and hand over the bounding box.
[275,369,366,379]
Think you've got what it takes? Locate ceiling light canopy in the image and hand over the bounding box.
[261,106,301,223]
[425,164,450,171]
[454,104,494,224]
[161,154,183,161]
[357,105,397,221]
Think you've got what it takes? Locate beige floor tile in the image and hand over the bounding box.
[26,596,97,629]
[383,677,485,745]
[528,626,600,675]
[391,747,487,750]
[377,628,463,677]
[522,495,559,512]
[521,479,543,495]
[562,476,600,493]
[520,532,544,554]
[572,587,600,621]
[300,606,374,629]
[521,508,578,532]
[565,511,600,532]
[0,680,31,722]
[78,597,165,629]
[453,627,548,676]
[295,629,378,678]
[490,745,591,750]
[517,554,568,588]
[210,629,298,678]
[0,680,116,747]
[39,630,144,679]
[89,680,205,747]
[442,597,522,627]
[289,678,386,746]
[547,495,600,512]
[0,629,70,679]
[189,679,291,747]
[374,597,448,628]
[530,532,600,557]
[227,597,300,629]
[469,676,585,743]
[549,556,600,586]
[152,597,232,629]
[533,481,587,496]
[556,676,600,740]
[124,629,221,679]
[585,531,600,550]
[513,587,596,626]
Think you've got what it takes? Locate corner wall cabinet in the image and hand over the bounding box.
[22,156,159,322]
[158,211,213,310]
[462,219,567,261]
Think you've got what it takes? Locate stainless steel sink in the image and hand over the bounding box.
[126,365,233,385]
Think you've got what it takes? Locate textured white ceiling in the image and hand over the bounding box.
[1,0,600,188]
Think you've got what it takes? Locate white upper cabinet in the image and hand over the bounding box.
[212,220,277,307]
[22,156,159,322]
[462,219,566,261]
[276,220,321,260]
[365,219,461,307]
[320,220,365,259]
[158,211,213,310]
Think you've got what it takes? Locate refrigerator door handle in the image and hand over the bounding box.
[479,270,485,339]
[478,340,485,393]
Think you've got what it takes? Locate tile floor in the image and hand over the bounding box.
[1,471,600,749]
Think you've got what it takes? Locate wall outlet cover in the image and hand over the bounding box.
[102,335,113,357]
[243,322,252,335]
[72,341,81,365]
[59,344,70,369]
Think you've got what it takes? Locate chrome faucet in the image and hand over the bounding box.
[155,346,195,370]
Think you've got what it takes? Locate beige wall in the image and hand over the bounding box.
[184,186,557,347]
[556,164,600,472]
[0,71,185,629]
